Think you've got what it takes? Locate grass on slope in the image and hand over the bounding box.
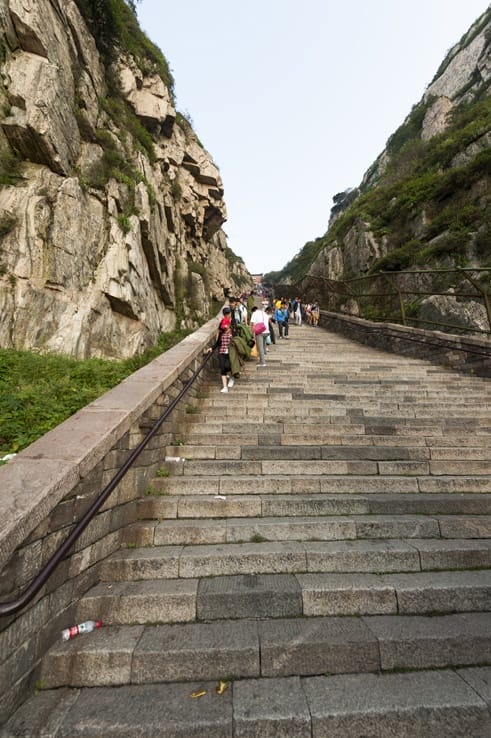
[0,329,191,458]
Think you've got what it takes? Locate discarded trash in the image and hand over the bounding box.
[214,495,227,500]
[164,456,183,462]
[0,453,16,462]
[216,680,229,695]
[61,619,102,641]
[190,690,207,698]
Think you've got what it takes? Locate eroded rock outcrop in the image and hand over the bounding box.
[0,0,250,358]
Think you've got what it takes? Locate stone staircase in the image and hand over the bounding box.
[4,325,491,737]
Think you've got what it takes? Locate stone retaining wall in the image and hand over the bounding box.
[319,311,491,378]
[0,319,217,722]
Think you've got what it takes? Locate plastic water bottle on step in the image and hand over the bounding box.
[61,619,102,641]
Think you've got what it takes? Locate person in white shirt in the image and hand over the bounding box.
[238,296,248,325]
[295,300,302,326]
[250,306,270,366]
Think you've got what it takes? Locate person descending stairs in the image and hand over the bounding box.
[5,322,491,737]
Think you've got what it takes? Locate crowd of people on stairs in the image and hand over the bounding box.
[208,292,321,392]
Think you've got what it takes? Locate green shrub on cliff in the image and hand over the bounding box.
[0,144,21,186]
[270,94,490,288]
[75,0,174,98]
[264,237,327,285]
[386,100,431,158]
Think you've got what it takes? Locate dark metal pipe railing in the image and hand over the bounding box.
[288,267,491,337]
[0,345,216,618]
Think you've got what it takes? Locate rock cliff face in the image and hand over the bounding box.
[0,0,250,359]
[269,9,490,334]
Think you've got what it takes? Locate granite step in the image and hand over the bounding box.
[194,402,491,418]
[189,383,491,396]
[120,513,491,547]
[6,324,491,735]
[177,413,490,430]
[136,492,491,520]
[171,418,490,437]
[164,444,491,461]
[5,668,491,738]
[162,457,491,477]
[39,612,491,688]
[102,539,491,580]
[75,570,491,624]
[165,459,382,476]
[164,444,434,461]
[174,432,491,448]
[153,474,491,496]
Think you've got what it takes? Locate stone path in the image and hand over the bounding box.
[5,324,491,736]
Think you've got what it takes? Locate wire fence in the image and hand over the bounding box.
[272,267,491,337]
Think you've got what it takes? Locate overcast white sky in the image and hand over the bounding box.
[137,0,489,275]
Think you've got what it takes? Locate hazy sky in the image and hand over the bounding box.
[137,0,489,275]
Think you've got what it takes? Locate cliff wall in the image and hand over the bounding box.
[0,0,250,359]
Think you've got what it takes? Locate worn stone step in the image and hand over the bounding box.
[234,384,491,394]
[239,445,432,461]
[168,459,387,476]
[170,433,260,447]
[298,570,491,617]
[281,424,477,439]
[153,474,491,496]
[301,668,491,737]
[7,324,489,734]
[184,415,473,433]
[430,447,491,460]
[6,668,491,737]
[77,569,491,625]
[137,493,491,520]
[195,406,491,423]
[363,417,491,430]
[426,435,491,447]
[137,494,262,520]
[259,493,491,517]
[429,460,491,475]
[180,433,439,447]
[102,539,491,581]
[144,514,450,545]
[179,420,368,434]
[198,390,490,403]
[297,433,490,447]
[418,476,491,493]
[125,513,491,547]
[39,613,491,688]
[76,579,199,625]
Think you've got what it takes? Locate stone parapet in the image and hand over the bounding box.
[0,317,217,722]
[318,311,491,378]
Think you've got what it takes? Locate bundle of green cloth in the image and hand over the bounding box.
[229,322,255,375]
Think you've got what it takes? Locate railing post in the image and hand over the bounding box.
[294,267,491,334]
[459,269,491,333]
[382,274,406,325]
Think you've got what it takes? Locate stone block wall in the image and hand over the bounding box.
[0,319,218,722]
[319,311,491,378]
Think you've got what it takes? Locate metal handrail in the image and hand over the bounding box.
[0,346,217,617]
[287,267,491,337]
